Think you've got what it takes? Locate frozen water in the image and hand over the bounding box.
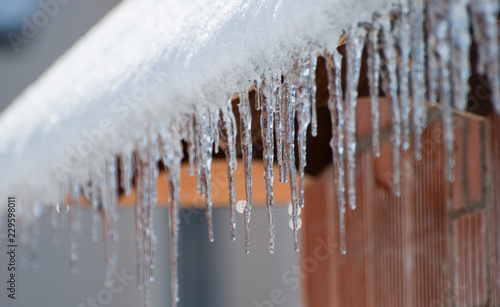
[0,0,498,306]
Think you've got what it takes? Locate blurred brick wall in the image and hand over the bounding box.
[301,103,498,306]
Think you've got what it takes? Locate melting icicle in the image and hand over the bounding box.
[259,76,276,253]
[449,0,471,112]
[296,58,312,209]
[393,4,411,150]
[345,26,365,209]
[280,79,290,184]
[220,101,238,241]
[238,89,253,253]
[380,17,402,196]
[159,125,183,307]
[286,82,300,252]
[436,20,455,182]
[366,22,381,157]
[409,0,427,160]
[470,0,500,112]
[69,179,80,273]
[309,54,318,137]
[326,49,346,255]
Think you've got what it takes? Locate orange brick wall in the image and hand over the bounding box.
[301,108,497,306]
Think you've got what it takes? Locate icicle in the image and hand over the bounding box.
[90,171,102,243]
[104,157,119,288]
[426,0,439,104]
[297,58,312,209]
[409,0,427,160]
[309,54,318,137]
[238,89,253,253]
[135,152,145,291]
[326,49,346,255]
[204,109,215,242]
[120,151,134,196]
[380,18,402,196]
[470,0,500,112]
[50,203,60,246]
[280,79,290,184]
[69,179,80,273]
[210,107,220,154]
[220,101,238,241]
[436,20,455,182]
[187,118,195,177]
[274,72,286,184]
[393,4,411,150]
[260,76,276,253]
[286,82,300,252]
[158,125,183,307]
[345,26,365,209]
[254,79,261,110]
[366,22,381,157]
[30,204,42,268]
[449,0,471,112]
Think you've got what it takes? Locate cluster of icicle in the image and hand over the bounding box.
[14,0,499,306]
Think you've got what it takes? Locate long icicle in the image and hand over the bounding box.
[274,72,286,183]
[238,89,253,253]
[450,0,471,112]
[409,0,427,160]
[326,49,346,255]
[297,58,312,209]
[286,81,299,252]
[366,21,381,157]
[435,18,455,182]
[380,17,402,196]
[309,54,318,137]
[69,178,80,273]
[393,3,411,150]
[345,26,365,210]
[260,76,275,253]
[220,101,238,241]
[159,125,183,307]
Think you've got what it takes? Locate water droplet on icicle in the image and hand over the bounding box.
[238,89,253,253]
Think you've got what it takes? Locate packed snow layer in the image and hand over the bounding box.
[0,0,387,204]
